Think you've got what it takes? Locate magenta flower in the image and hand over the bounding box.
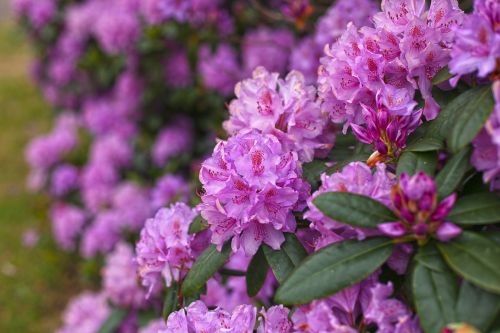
[139,319,167,333]
[450,0,500,79]
[103,242,149,308]
[94,7,140,55]
[292,275,421,332]
[57,292,110,333]
[152,118,193,167]
[351,91,421,163]
[50,203,87,251]
[112,182,152,231]
[198,43,242,95]
[199,130,310,256]
[80,211,122,258]
[165,300,257,333]
[151,174,191,209]
[258,305,292,333]
[378,172,462,243]
[224,67,334,162]
[305,162,395,249]
[135,203,198,294]
[242,27,294,75]
[50,164,80,197]
[164,46,192,88]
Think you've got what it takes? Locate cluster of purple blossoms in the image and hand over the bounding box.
[135,203,204,294]
[292,276,421,332]
[151,174,191,210]
[163,300,291,333]
[56,292,110,333]
[50,203,87,251]
[224,67,334,162]
[25,113,80,191]
[152,118,194,167]
[198,44,243,95]
[378,172,462,243]
[199,130,310,256]
[306,162,395,249]
[449,0,500,80]
[290,0,378,84]
[50,164,80,197]
[472,82,500,189]
[12,0,56,29]
[102,242,149,308]
[318,0,464,159]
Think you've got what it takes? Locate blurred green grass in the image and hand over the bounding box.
[0,20,82,332]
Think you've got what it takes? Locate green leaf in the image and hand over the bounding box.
[432,66,453,85]
[246,246,269,297]
[397,151,437,176]
[447,193,500,225]
[98,308,128,333]
[455,281,500,331]
[181,243,231,296]
[427,87,482,141]
[303,160,328,189]
[414,242,448,272]
[275,238,393,304]
[406,137,444,152]
[263,234,307,284]
[448,86,495,153]
[162,282,178,319]
[435,147,471,199]
[137,311,159,327]
[313,192,396,228]
[188,215,208,234]
[412,257,458,333]
[438,231,500,294]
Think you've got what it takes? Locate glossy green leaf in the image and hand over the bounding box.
[313,192,396,228]
[246,246,269,297]
[455,281,500,331]
[275,238,393,305]
[412,256,458,333]
[406,137,444,152]
[98,308,128,333]
[188,215,208,234]
[303,160,328,189]
[447,193,500,225]
[263,234,307,284]
[432,66,453,85]
[414,242,448,273]
[397,151,437,176]
[438,232,500,294]
[448,86,495,153]
[181,243,231,296]
[435,147,471,199]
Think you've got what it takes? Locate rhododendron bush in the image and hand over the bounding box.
[14,0,500,332]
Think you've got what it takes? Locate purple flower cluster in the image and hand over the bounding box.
[50,202,87,251]
[199,130,310,256]
[152,118,194,167]
[318,0,464,159]
[449,0,500,79]
[379,172,462,242]
[224,67,334,162]
[26,113,79,191]
[135,203,201,294]
[102,242,149,308]
[57,292,110,333]
[12,0,56,29]
[306,162,395,249]
[292,277,421,332]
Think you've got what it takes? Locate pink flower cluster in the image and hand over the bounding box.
[306,162,395,249]
[135,203,204,294]
[224,67,334,162]
[318,0,463,159]
[199,130,310,256]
